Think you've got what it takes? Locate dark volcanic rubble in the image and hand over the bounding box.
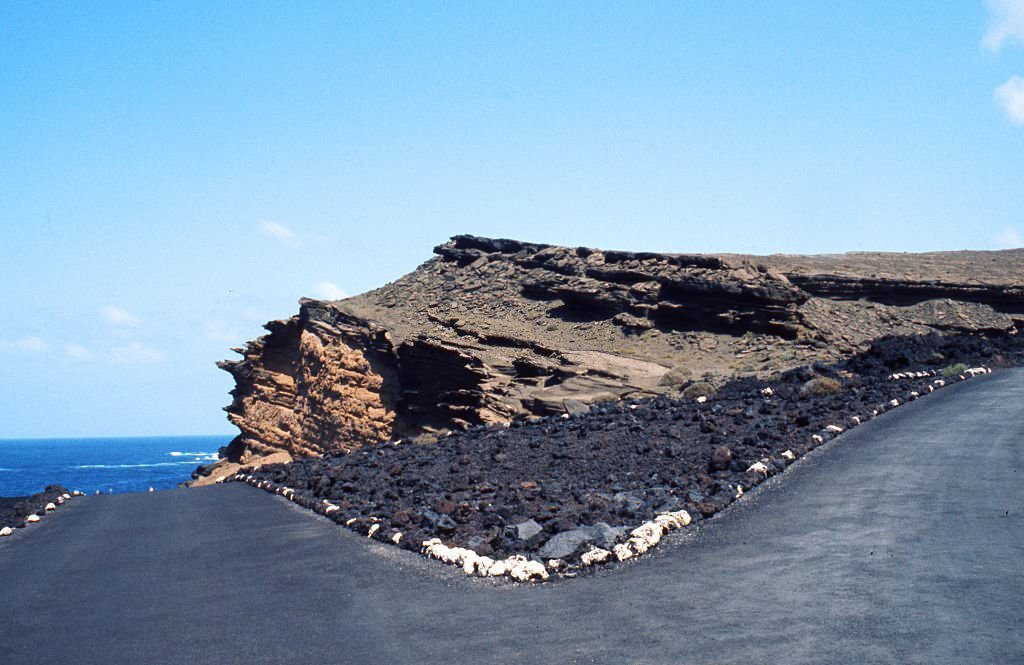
[193,236,1023,484]
[239,333,1024,572]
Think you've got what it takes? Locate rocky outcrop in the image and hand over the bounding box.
[192,235,1024,483]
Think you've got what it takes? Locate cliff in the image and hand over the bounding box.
[191,236,1023,484]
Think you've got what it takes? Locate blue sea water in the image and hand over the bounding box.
[0,435,233,497]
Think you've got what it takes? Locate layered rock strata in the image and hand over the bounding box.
[193,236,1023,483]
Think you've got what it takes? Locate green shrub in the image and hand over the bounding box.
[800,376,842,397]
[682,381,717,399]
[942,363,969,378]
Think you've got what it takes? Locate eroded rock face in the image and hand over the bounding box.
[192,235,1024,482]
[213,303,398,465]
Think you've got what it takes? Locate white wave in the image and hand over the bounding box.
[168,451,219,460]
[75,461,198,469]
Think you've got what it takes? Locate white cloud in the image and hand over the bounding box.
[63,343,92,360]
[995,75,1024,123]
[994,226,1024,248]
[984,0,1024,52]
[313,281,348,300]
[259,220,296,241]
[0,336,47,352]
[112,341,164,364]
[101,306,141,326]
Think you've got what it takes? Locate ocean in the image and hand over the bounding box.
[0,435,233,497]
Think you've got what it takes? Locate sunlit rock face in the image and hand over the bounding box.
[191,235,1023,483]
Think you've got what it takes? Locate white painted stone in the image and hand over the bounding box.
[734,485,744,499]
[630,522,665,550]
[626,538,651,557]
[472,556,495,577]
[826,425,844,433]
[546,559,564,570]
[811,434,824,444]
[654,510,691,530]
[391,532,403,544]
[462,553,480,575]
[850,416,861,426]
[26,514,40,523]
[368,524,380,538]
[580,548,611,566]
[747,462,769,475]
[0,526,13,537]
[695,396,708,404]
[781,450,796,461]
[148,487,155,493]
[761,387,774,396]
[509,560,548,582]
[613,543,634,561]
[44,503,56,512]
[889,399,900,408]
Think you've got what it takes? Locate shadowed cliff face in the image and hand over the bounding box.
[192,235,1023,483]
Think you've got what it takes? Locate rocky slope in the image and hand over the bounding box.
[193,236,1022,484]
[235,333,1024,578]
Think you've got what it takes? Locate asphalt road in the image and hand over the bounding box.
[2,369,1022,664]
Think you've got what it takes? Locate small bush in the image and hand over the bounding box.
[658,365,692,387]
[942,363,969,378]
[682,381,717,399]
[800,376,842,397]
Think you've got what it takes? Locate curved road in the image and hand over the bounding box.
[2,369,1022,664]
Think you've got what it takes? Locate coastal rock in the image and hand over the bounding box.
[194,236,1024,482]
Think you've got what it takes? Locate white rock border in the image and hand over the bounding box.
[230,364,994,582]
[1,490,85,537]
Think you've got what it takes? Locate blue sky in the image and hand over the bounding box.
[1,1,1022,437]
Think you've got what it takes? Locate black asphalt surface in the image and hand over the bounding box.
[2,369,1022,664]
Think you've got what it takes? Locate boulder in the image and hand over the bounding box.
[511,519,543,541]
[709,445,733,472]
[538,523,626,559]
